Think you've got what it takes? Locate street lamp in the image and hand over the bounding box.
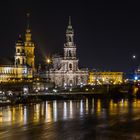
[47,58,51,64]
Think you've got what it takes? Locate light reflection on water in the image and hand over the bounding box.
[0,99,140,139]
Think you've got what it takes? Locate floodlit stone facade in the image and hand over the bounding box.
[89,71,123,85]
[48,17,89,87]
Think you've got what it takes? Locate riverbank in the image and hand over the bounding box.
[0,91,139,106]
[0,82,140,106]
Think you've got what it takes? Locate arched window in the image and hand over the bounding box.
[17,58,20,65]
[69,63,72,70]
[67,51,69,57]
[69,50,72,57]
[17,49,20,53]
[69,36,71,42]
[69,80,73,86]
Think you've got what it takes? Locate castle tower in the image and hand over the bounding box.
[24,13,35,71]
[15,35,26,66]
[63,16,78,71]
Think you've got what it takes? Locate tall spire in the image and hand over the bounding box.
[25,13,32,42]
[26,13,31,33]
[67,16,72,29]
[66,16,73,34]
[65,16,75,46]
[69,16,71,26]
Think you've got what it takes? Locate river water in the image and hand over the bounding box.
[0,98,140,140]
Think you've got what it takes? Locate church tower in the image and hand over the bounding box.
[24,13,35,71]
[63,16,78,71]
[15,35,26,66]
[49,17,89,87]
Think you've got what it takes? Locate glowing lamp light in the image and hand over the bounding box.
[134,76,138,80]
[35,89,38,93]
[64,83,67,89]
[80,83,83,88]
[53,89,57,93]
[85,88,89,91]
[47,58,51,64]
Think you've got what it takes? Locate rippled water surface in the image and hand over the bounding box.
[0,98,140,140]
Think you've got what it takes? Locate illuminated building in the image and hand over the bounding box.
[0,14,35,82]
[48,17,89,87]
[89,71,123,85]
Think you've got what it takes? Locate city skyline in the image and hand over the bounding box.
[0,1,140,139]
[0,0,140,72]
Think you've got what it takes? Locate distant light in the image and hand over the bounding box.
[64,83,67,86]
[85,88,89,91]
[53,89,57,93]
[134,76,138,80]
[80,83,83,88]
[132,55,136,59]
[35,89,38,92]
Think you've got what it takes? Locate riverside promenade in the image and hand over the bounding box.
[0,83,139,105]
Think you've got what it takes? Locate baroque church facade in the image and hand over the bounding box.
[0,15,35,82]
[49,18,89,87]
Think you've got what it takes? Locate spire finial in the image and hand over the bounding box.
[66,16,74,34]
[69,16,71,26]
[26,13,30,30]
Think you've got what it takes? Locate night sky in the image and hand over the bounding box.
[0,0,140,72]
